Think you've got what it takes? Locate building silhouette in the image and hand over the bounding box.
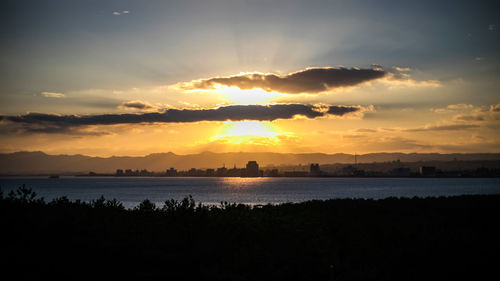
[166,168,178,176]
[339,165,365,176]
[125,169,135,176]
[284,171,309,177]
[246,161,259,177]
[216,166,228,177]
[227,164,244,177]
[309,163,321,176]
[205,168,215,177]
[391,167,411,177]
[265,169,279,177]
[419,166,436,177]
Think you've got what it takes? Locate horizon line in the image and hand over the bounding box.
[2,150,500,158]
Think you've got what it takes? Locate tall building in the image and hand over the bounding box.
[309,163,321,176]
[166,168,178,176]
[419,166,436,177]
[246,161,259,177]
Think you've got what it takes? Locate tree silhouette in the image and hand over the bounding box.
[135,199,157,212]
[1,186,499,280]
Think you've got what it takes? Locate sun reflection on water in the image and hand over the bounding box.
[219,177,273,189]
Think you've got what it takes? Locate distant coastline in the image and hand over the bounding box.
[1,151,500,176]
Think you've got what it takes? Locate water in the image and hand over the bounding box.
[1,177,499,209]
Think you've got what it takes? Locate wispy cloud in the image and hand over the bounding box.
[0,121,110,136]
[447,104,474,110]
[392,66,411,72]
[433,104,474,113]
[356,128,377,133]
[382,72,440,88]
[112,10,130,16]
[488,24,496,31]
[453,114,485,121]
[404,124,480,132]
[40,92,65,98]
[451,103,500,122]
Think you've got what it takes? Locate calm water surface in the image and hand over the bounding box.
[1,177,499,208]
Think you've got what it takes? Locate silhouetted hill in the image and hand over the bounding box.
[1,151,500,174]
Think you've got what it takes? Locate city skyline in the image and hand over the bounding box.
[1,0,499,156]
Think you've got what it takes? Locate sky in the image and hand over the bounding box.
[0,0,499,156]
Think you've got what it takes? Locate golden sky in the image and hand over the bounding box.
[0,1,499,156]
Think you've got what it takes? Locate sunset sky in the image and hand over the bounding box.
[0,0,499,156]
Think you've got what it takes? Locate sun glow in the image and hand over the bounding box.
[216,86,284,104]
[211,120,285,145]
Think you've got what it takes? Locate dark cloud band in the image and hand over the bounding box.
[1,104,364,134]
[180,67,387,94]
[327,105,361,116]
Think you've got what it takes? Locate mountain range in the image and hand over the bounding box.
[1,151,500,175]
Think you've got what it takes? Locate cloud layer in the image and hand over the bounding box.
[1,104,365,134]
[178,67,387,94]
[119,100,158,111]
[404,124,480,132]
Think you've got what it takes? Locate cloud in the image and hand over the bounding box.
[176,67,387,94]
[0,121,110,136]
[488,24,496,31]
[404,124,480,132]
[41,92,65,98]
[356,128,377,133]
[383,72,440,87]
[119,100,159,111]
[113,11,129,16]
[453,114,485,121]
[1,104,364,134]
[327,105,362,116]
[452,103,500,122]
[433,104,474,113]
[392,66,411,72]
[342,134,368,139]
[447,104,474,110]
[346,136,434,151]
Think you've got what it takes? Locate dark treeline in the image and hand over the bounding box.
[1,186,499,281]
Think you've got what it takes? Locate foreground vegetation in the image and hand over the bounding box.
[1,186,499,281]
